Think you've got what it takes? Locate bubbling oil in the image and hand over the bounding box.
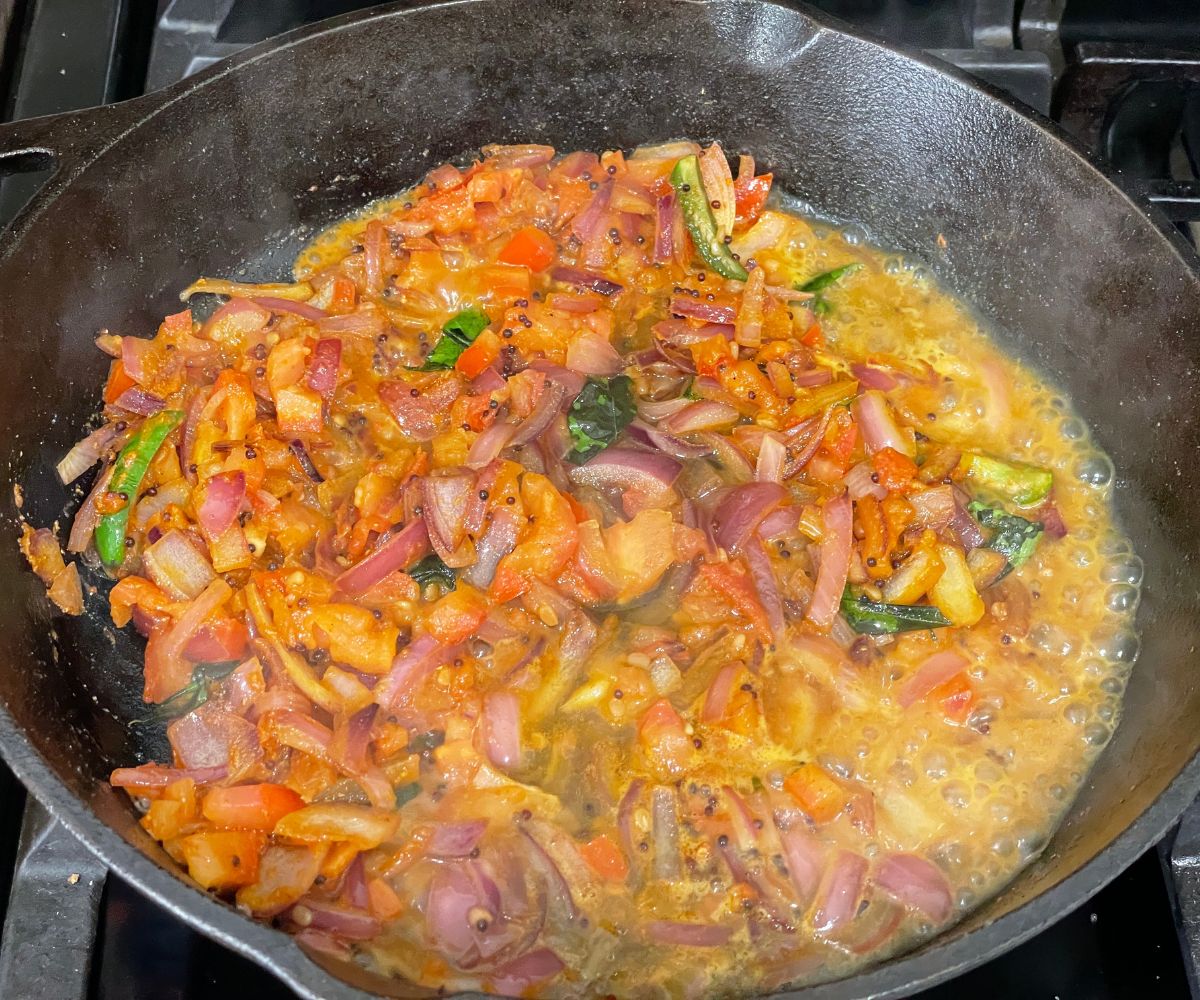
[747,211,1140,975]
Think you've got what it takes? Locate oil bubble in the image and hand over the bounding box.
[1095,629,1140,664]
[1100,676,1124,696]
[1059,417,1086,440]
[1075,454,1114,488]
[1083,723,1110,746]
[991,836,1014,856]
[1064,703,1087,725]
[1106,583,1139,614]
[1102,555,1143,586]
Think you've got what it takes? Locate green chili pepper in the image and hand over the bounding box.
[95,409,184,567]
[796,263,861,316]
[670,155,748,281]
[840,588,952,636]
[961,452,1053,508]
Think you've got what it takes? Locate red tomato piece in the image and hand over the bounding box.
[498,225,557,272]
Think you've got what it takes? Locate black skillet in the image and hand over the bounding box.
[1,0,1199,996]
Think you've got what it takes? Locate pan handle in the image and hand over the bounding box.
[0,798,107,1000]
[0,99,150,182]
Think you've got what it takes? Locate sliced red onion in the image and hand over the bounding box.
[466,421,516,470]
[549,265,622,297]
[143,578,233,703]
[783,408,832,474]
[661,400,739,434]
[482,142,556,168]
[180,386,212,484]
[306,338,341,396]
[375,633,448,711]
[697,432,755,484]
[168,708,259,773]
[568,447,681,504]
[198,471,246,538]
[651,786,681,880]
[463,506,520,589]
[850,362,900,391]
[110,763,228,791]
[566,330,623,376]
[336,519,430,597]
[736,265,766,347]
[121,336,152,382]
[852,390,914,458]
[624,420,713,461]
[430,820,489,858]
[617,780,644,862]
[422,473,475,559]
[807,494,853,628]
[482,690,521,769]
[645,921,732,947]
[570,181,612,242]
[300,899,381,941]
[528,360,586,400]
[948,497,987,552]
[250,296,327,320]
[143,529,216,601]
[546,292,600,313]
[712,482,786,553]
[779,827,826,904]
[313,311,383,338]
[730,212,787,257]
[875,853,953,922]
[744,540,785,638]
[670,296,736,324]
[509,379,567,447]
[57,424,120,485]
[652,319,735,346]
[653,193,676,264]
[67,465,112,553]
[637,397,691,423]
[491,948,564,993]
[201,297,271,340]
[702,663,738,723]
[755,434,786,484]
[898,650,969,708]
[114,387,165,416]
[812,850,868,933]
[471,366,507,396]
[845,461,887,501]
[792,368,835,388]
[757,506,801,542]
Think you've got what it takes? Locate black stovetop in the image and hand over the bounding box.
[1,1,1199,997]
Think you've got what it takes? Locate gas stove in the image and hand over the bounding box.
[1,1,1198,997]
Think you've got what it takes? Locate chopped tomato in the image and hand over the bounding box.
[454,328,502,379]
[328,276,357,313]
[872,446,919,491]
[275,384,324,436]
[104,359,136,403]
[498,225,557,272]
[423,584,489,645]
[784,763,847,824]
[490,473,579,603]
[801,322,824,348]
[310,603,399,674]
[932,673,975,724]
[638,698,693,778]
[734,172,773,228]
[202,783,306,831]
[578,833,629,882]
[689,335,735,377]
[696,562,773,642]
[184,616,250,663]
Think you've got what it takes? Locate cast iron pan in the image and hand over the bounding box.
[0,1,1199,996]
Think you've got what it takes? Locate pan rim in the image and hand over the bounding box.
[1,1,1198,997]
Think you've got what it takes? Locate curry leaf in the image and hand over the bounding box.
[968,501,1043,574]
[131,659,241,725]
[840,589,952,636]
[420,307,490,370]
[395,782,421,808]
[407,553,456,590]
[567,375,636,463]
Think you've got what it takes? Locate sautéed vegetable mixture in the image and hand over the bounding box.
[23,141,1140,997]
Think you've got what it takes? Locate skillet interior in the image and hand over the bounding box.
[1,0,1199,996]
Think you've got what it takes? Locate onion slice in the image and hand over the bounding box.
[897,650,969,708]
[336,519,430,596]
[874,853,953,922]
[807,494,853,628]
